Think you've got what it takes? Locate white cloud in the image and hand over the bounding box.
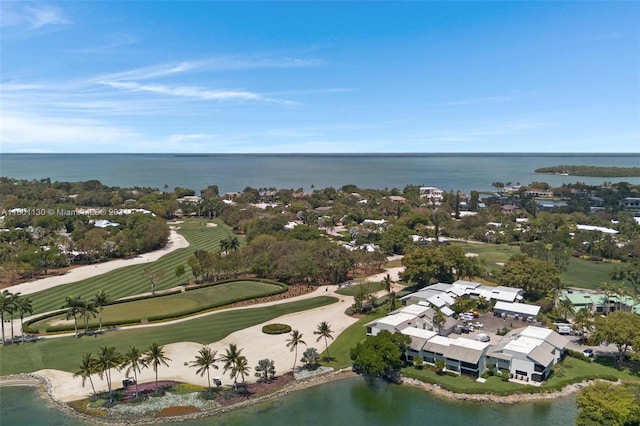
[0,3,71,30]
[102,81,264,101]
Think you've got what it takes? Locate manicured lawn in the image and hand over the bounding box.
[456,242,615,290]
[456,243,520,275]
[25,219,237,315]
[561,257,615,290]
[29,281,284,331]
[320,309,388,370]
[0,296,337,375]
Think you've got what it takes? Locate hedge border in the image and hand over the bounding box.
[24,279,288,334]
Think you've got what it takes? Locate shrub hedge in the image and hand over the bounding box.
[262,323,292,335]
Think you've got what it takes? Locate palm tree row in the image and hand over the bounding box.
[72,323,336,402]
[0,290,34,344]
[73,341,171,403]
[61,290,110,337]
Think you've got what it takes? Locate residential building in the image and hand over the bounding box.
[486,326,568,383]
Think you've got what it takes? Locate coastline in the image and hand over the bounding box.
[1,370,596,425]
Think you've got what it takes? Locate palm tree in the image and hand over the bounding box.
[14,295,33,344]
[230,356,250,391]
[254,358,276,383]
[220,235,240,256]
[121,346,147,397]
[557,298,576,321]
[79,299,98,334]
[95,345,123,403]
[190,346,218,395]
[73,352,99,397]
[1,290,13,344]
[314,321,334,361]
[144,341,172,395]
[93,290,109,331]
[476,296,490,310]
[6,292,20,342]
[301,347,320,370]
[432,308,446,336]
[286,330,306,372]
[573,307,594,344]
[220,343,242,381]
[62,295,82,338]
[388,291,399,312]
[382,273,393,293]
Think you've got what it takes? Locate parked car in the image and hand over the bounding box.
[475,333,490,342]
[582,349,594,358]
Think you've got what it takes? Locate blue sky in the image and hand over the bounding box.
[1,1,638,153]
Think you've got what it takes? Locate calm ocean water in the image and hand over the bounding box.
[0,378,578,426]
[1,153,639,195]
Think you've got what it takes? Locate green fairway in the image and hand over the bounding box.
[457,243,614,290]
[561,257,616,290]
[28,281,284,332]
[0,296,337,375]
[25,219,236,315]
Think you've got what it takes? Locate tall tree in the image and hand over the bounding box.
[95,345,123,403]
[73,352,99,397]
[382,273,393,294]
[142,266,165,296]
[556,298,576,321]
[496,254,562,301]
[593,311,640,362]
[190,346,218,396]
[0,290,11,344]
[314,321,334,361]
[576,381,640,426]
[121,345,147,398]
[79,299,98,334]
[286,330,307,372]
[92,290,109,331]
[144,341,172,395]
[573,307,594,345]
[220,343,246,390]
[387,291,399,312]
[62,295,83,338]
[6,291,20,342]
[432,308,446,336]
[350,330,411,382]
[230,356,250,391]
[14,295,33,344]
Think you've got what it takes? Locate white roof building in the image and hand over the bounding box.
[493,301,540,318]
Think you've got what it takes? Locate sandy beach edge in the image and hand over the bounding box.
[1,371,601,425]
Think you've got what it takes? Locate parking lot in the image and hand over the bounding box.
[455,311,541,343]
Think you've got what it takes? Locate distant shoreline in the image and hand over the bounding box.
[535,165,640,177]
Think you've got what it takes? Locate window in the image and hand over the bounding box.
[515,370,528,376]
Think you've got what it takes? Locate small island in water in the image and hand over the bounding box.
[535,165,640,177]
